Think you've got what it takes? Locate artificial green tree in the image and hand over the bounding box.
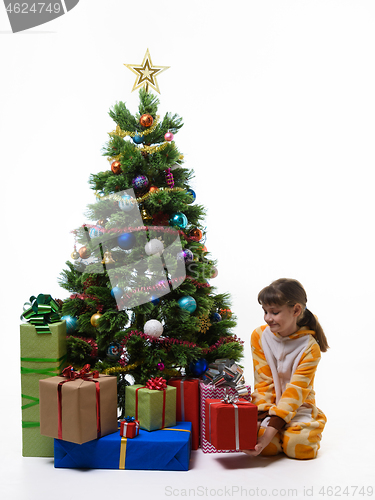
[59,70,244,417]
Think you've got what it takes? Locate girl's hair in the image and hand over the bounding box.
[258,278,329,352]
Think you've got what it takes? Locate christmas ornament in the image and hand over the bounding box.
[111,161,122,175]
[198,314,212,333]
[164,131,174,141]
[111,286,123,300]
[157,361,165,371]
[139,113,154,127]
[178,296,197,313]
[119,194,134,212]
[212,312,222,322]
[132,175,149,191]
[189,228,203,241]
[140,208,153,223]
[97,218,107,226]
[106,342,121,361]
[144,319,163,338]
[61,315,78,334]
[89,226,102,238]
[177,249,194,263]
[71,250,79,260]
[186,189,196,203]
[220,308,232,319]
[149,185,159,193]
[102,251,116,265]
[133,134,143,144]
[189,358,208,377]
[165,168,174,188]
[169,212,188,229]
[211,266,218,278]
[151,295,160,305]
[145,239,164,256]
[124,48,170,94]
[78,246,91,259]
[118,233,136,250]
[90,312,102,327]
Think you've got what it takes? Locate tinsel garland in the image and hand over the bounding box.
[69,293,104,312]
[94,186,185,203]
[109,116,160,139]
[107,141,171,162]
[81,223,190,241]
[103,360,142,375]
[119,330,243,356]
[67,335,98,357]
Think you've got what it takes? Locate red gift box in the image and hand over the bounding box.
[168,377,199,450]
[205,398,258,451]
[120,419,140,438]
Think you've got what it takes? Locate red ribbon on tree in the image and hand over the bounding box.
[145,377,167,391]
[57,364,101,440]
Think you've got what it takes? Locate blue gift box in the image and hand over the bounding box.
[54,421,192,471]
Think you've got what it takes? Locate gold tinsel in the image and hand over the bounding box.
[109,116,160,139]
[102,360,142,375]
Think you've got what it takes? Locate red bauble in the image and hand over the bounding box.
[149,186,159,193]
[79,246,91,259]
[111,161,122,175]
[139,114,154,127]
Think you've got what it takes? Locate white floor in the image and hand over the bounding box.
[1,402,373,500]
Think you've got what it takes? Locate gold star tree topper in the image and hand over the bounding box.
[124,49,169,94]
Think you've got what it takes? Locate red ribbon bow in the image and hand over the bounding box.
[61,364,99,380]
[145,376,167,391]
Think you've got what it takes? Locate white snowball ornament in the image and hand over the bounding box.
[145,239,164,256]
[144,319,164,338]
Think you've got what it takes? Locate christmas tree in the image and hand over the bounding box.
[58,51,244,417]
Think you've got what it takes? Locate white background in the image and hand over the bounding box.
[1,1,374,498]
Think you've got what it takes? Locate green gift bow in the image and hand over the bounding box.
[21,294,61,334]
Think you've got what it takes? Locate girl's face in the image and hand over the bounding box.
[262,303,302,337]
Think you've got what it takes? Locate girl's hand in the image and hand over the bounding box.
[242,423,278,457]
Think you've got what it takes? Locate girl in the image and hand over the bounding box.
[243,278,328,460]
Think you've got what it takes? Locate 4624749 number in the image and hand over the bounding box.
[5,3,62,14]
[319,486,373,496]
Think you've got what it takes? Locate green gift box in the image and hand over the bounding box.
[20,320,67,457]
[125,383,177,431]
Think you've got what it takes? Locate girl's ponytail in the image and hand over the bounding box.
[298,308,329,353]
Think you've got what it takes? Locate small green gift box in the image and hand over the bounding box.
[125,380,176,432]
[20,319,67,457]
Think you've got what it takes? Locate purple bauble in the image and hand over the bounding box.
[157,362,165,371]
[132,175,149,191]
[177,249,194,263]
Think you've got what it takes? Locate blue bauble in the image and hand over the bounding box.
[177,249,194,263]
[61,315,79,334]
[117,232,136,250]
[212,312,222,322]
[132,175,149,191]
[178,296,197,313]
[106,342,121,360]
[151,295,160,305]
[119,194,134,212]
[111,286,123,300]
[189,358,208,377]
[169,212,188,229]
[186,189,196,203]
[133,134,143,144]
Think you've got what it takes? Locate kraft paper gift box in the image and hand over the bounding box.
[54,421,192,471]
[199,380,252,453]
[205,398,258,451]
[168,377,200,449]
[20,320,67,457]
[125,383,176,431]
[39,370,118,445]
